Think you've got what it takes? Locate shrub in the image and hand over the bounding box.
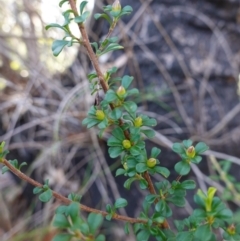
[1,1,239,241]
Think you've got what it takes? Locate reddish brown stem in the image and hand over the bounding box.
[2,159,146,224]
[68,0,169,229]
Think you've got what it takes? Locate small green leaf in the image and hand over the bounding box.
[112,127,125,140]
[19,162,27,170]
[108,146,123,158]
[141,115,156,125]
[52,234,72,241]
[109,108,122,120]
[136,229,150,241]
[39,189,52,202]
[9,159,18,168]
[130,146,142,156]
[94,13,112,25]
[136,163,148,173]
[74,11,90,23]
[88,213,103,234]
[167,196,185,207]
[85,119,100,129]
[134,223,141,234]
[59,0,69,7]
[124,222,130,234]
[172,143,185,154]
[121,75,133,89]
[2,166,9,174]
[45,23,66,31]
[194,195,206,210]
[95,234,106,241]
[104,89,118,102]
[80,223,90,235]
[44,179,50,186]
[183,140,192,148]
[52,40,70,57]
[98,119,108,129]
[88,72,97,81]
[191,155,202,164]
[97,43,124,57]
[110,10,121,18]
[68,193,82,202]
[62,10,74,26]
[141,129,155,138]
[181,180,196,189]
[127,88,139,96]
[66,202,79,222]
[114,198,128,209]
[53,213,70,228]
[55,205,67,214]
[154,166,170,178]
[123,101,137,114]
[174,161,191,175]
[216,209,233,220]
[116,168,126,176]
[151,147,161,158]
[174,220,185,232]
[108,136,122,146]
[176,231,194,241]
[155,200,171,216]
[194,224,212,241]
[120,5,133,16]
[106,204,112,213]
[192,209,206,219]
[124,177,137,190]
[195,142,209,154]
[105,213,112,221]
[139,179,148,189]
[79,1,88,15]
[33,186,43,194]
[91,42,98,52]
[145,194,157,203]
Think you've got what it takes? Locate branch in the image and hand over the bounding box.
[1,159,146,224]
[67,0,169,229]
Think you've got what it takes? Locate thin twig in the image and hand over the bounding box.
[67,0,170,229]
[1,159,147,224]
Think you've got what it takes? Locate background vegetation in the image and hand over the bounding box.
[1,0,240,240]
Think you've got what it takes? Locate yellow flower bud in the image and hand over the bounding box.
[227,224,236,235]
[116,86,126,97]
[186,146,196,158]
[112,0,121,12]
[123,162,128,170]
[147,158,157,168]
[122,140,131,149]
[0,141,5,153]
[95,110,105,120]
[134,117,143,127]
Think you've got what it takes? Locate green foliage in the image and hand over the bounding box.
[53,202,105,241]
[0,141,9,162]
[173,140,209,175]
[33,179,53,202]
[68,193,82,202]
[2,159,27,174]
[105,198,128,220]
[0,1,234,241]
